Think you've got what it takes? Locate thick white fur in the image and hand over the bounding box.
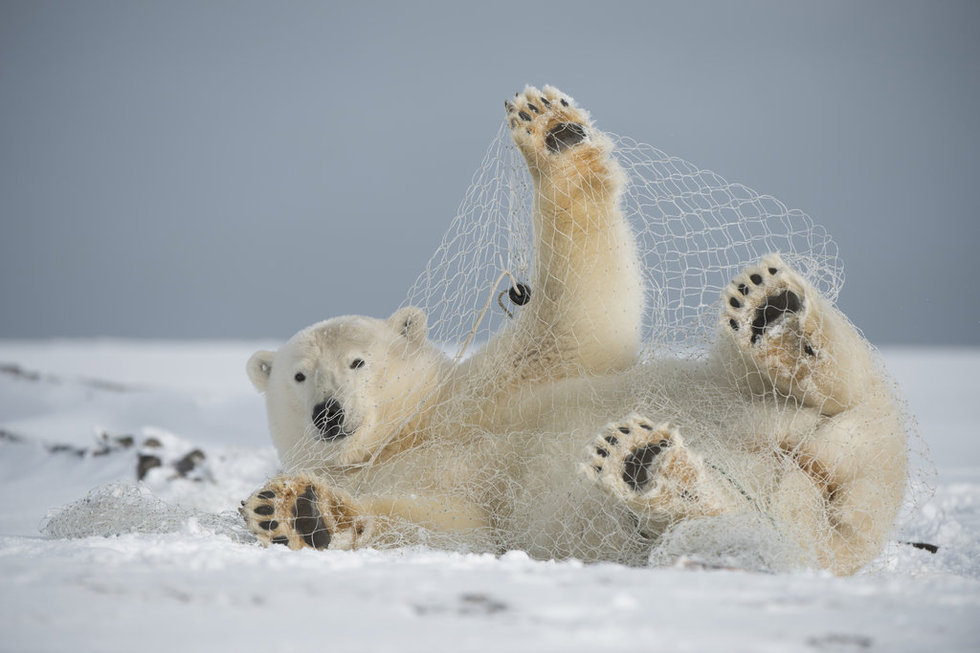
[244,86,907,574]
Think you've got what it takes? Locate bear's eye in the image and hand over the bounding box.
[350,358,365,370]
[294,372,306,382]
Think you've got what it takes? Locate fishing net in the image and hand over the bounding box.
[240,86,915,575]
[43,86,916,574]
[41,483,250,542]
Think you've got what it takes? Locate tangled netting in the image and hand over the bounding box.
[407,123,843,358]
[41,483,250,542]
[247,86,920,575]
[46,88,923,575]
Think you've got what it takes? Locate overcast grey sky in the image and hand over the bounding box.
[1,1,977,344]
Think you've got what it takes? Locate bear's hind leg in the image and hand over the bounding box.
[779,405,908,574]
[723,255,877,415]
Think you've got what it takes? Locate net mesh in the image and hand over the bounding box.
[405,123,842,359]
[242,87,916,574]
[45,86,917,575]
[40,483,250,543]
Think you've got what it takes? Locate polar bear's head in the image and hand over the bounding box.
[247,307,448,469]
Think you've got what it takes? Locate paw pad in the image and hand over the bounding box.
[241,482,332,550]
[622,439,671,492]
[293,485,332,550]
[545,122,587,153]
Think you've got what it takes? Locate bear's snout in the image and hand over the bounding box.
[312,398,348,442]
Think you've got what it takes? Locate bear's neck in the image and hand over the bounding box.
[373,353,453,462]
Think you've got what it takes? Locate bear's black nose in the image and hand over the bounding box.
[312,398,347,441]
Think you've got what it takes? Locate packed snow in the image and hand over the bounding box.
[1,341,977,652]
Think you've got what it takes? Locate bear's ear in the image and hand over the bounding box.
[388,306,427,344]
[246,350,276,392]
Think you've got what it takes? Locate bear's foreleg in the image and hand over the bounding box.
[241,476,490,551]
[503,87,645,380]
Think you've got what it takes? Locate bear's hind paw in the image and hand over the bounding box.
[582,414,705,514]
[722,255,854,410]
[724,254,812,352]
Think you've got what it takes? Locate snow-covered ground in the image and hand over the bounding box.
[1,341,977,652]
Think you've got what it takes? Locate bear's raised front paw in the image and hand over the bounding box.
[240,476,373,551]
[582,414,705,515]
[505,85,592,159]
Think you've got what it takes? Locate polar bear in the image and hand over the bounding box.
[242,86,908,574]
